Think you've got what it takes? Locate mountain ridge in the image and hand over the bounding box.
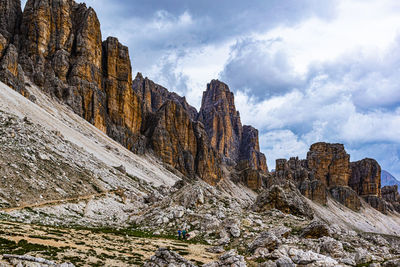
[0,0,267,189]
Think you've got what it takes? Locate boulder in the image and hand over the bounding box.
[319,237,344,258]
[203,249,246,267]
[249,231,279,252]
[288,248,338,266]
[253,182,314,219]
[301,220,331,239]
[143,247,196,267]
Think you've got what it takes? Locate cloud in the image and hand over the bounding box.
[260,130,309,168]
[220,38,304,98]
[77,0,338,98]
[229,34,400,174]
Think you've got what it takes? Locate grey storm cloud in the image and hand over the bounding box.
[219,38,305,98]
[76,0,338,74]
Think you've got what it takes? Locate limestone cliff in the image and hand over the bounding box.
[1,0,254,187]
[307,143,350,187]
[199,80,268,188]
[349,158,387,212]
[0,0,21,42]
[349,158,381,197]
[272,143,395,213]
[199,80,243,163]
[382,185,400,213]
[144,100,221,185]
[0,0,26,95]
[133,73,197,120]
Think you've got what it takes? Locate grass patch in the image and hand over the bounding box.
[0,238,62,257]
[68,225,207,245]
[62,256,84,266]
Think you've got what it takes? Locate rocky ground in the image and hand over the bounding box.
[2,178,400,266]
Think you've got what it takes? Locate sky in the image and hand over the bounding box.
[21,0,400,178]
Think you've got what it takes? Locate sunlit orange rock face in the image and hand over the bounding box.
[307,143,351,187]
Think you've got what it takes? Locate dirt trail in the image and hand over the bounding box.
[1,189,125,212]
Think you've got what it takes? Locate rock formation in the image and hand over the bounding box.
[269,143,397,213]
[199,80,243,163]
[270,143,363,211]
[307,143,350,187]
[253,182,314,219]
[0,0,267,189]
[274,157,327,205]
[381,185,400,213]
[133,73,197,120]
[144,100,221,185]
[350,158,381,197]
[349,158,386,212]
[0,0,21,42]
[199,80,268,188]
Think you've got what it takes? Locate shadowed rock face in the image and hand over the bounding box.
[274,157,327,205]
[0,0,21,42]
[350,158,385,212]
[350,158,381,197]
[0,0,27,95]
[144,100,221,185]
[253,182,314,219]
[329,186,361,212]
[381,185,400,213]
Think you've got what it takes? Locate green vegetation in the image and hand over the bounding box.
[68,224,207,245]
[0,237,62,256]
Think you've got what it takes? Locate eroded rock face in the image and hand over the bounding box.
[307,143,350,188]
[133,73,198,120]
[350,158,381,197]
[145,101,221,185]
[274,157,327,205]
[382,185,400,203]
[199,79,243,162]
[102,37,143,151]
[0,0,21,42]
[271,144,363,211]
[0,0,26,94]
[19,0,106,129]
[0,0,269,190]
[199,80,267,188]
[349,158,385,212]
[329,186,361,211]
[253,182,314,219]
